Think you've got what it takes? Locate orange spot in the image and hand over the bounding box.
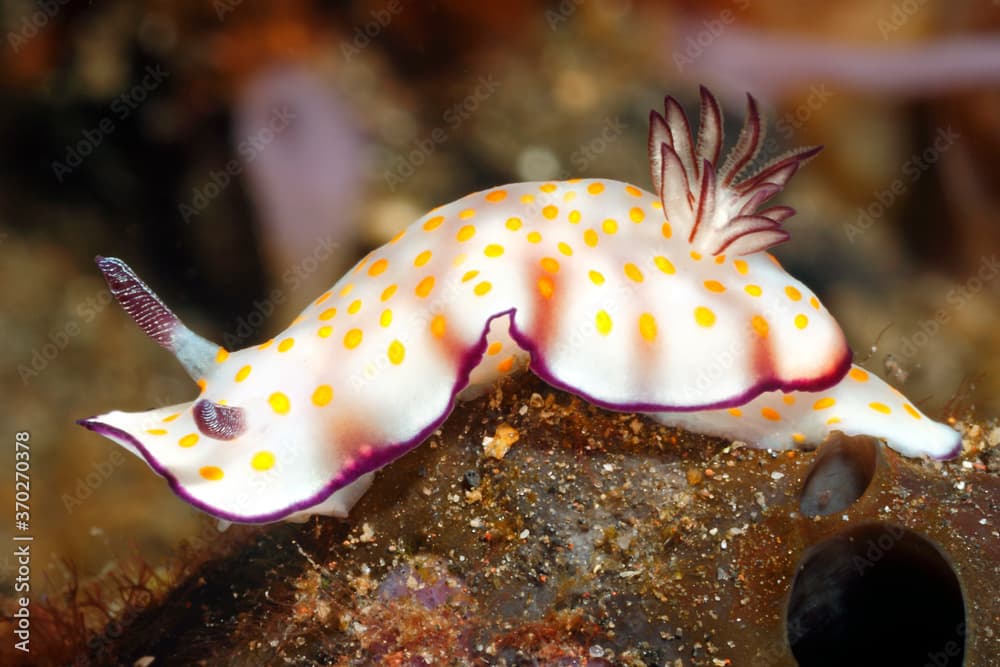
[587,182,605,195]
[319,308,337,321]
[456,225,476,242]
[783,395,796,405]
[810,296,820,310]
[200,466,224,481]
[624,263,644,283]
[389,229,406,244]
[497,356,515,373]
[485,189,507,203]
[625,185,642,197]
[381,284,397,302]
[538,277,554,298]
[785,285,802,301]
[793,433,807,445]
[521,194,535,204]
[704,280,726,293]
[728,408,742,417]
[343,329,363,349]
[540,257,560,273]
[431,314,447,338]
[459,208,476,220]
[539,183,557,193]
[690,251,702,261]
[542,205,559,219]
[849,368,870,382]
[629,207,645,223]
[315,291,332,305]
[751,315,769,337]
[215,348,229,363]
[904,403,922,419]
[733,259,748,275]
[414,250,432,267]
[813,397,836,410]
[258,339,274,350]
[714,255,726,264]
[339,283,354,297]
[487,342,503,356]
[661,222,673,239]
[415,276,435,298]
[761,407,781,421]
[368,259,389,276]
[422,215,444,231]
[197,378,207,392]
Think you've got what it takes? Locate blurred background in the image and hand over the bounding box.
[0,0,998,601]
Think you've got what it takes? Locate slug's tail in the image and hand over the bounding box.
[94,256,222,381]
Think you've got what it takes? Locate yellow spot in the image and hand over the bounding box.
[484,244,504,258]
[179,433,199,448]
[390,229,406,244]
[589,270,605,285]
[745,285,762,297]
[826,416,842,425]
[381,284,397,302]
[869,402,891,414]
[162,413,180,422]
[462,269,479,282]
[340,283,354,297]
[734,259,749,275]
[690,251,702,261]
[558,242,573,256]
[527,231,542,243]
[197,378,207,392]
[810,296,820,310]
[258,339,274,350]
[761,407,781,421]
[353,257,369,274]
[785,285,802,301]
[783,395,797,405]
[587,182,605,195]
[269,392,291,414]
[200,466,224,481]
[521,194,535,204]
[414,250,432,267]
[388,340,405,365]
[568,210,581,224]
[215,348,229,363]
[564,191,577,203]
[539,183,557,193]
[595,310,613,335]
[146,429,167,436]
[768,253,783,268]
[728,408,742,417]
[431,314,447,338]
[624,263,644,282]
[455,254,469,266]
[602,218,618,235]
[813,397,836,410]
[654,256,675,275]
[695,306,715,327]
[319,307,337,321]
[235,365,251,382]
[459,208,476,220]
[422,215,444,232]
[485,189,507,203]
[661,222,673,239]
[343,329,363,349]
[542,205,559,219]
[415,276,435,298]
[850,368,870,382]
[457,225,476,242]
[639,313,657,342]
[651,200,662,209]
[625,185,642,197]
[793,433,807,445]
[497,356,515,373]
[348,299,362,314]
[794,314,809,329]
[368,259,389,276]
[506,217,523,231]
[540,257,560,273]
[904,403,922,419]
[474,281,492,296]
[315,291,332,305]
[751,315,769,337]
[584,229,599,247]
[487,342,503,355]
[251,451,275,471]
[318,325,333,338]
[629,207,645,223]
[537,276,554,298]
[291,315,305,326]
[379,309,392,327]
[704,280,726,293]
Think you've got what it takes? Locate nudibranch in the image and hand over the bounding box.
[78,87,960,524]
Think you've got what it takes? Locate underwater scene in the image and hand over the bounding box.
[0,1,998,665]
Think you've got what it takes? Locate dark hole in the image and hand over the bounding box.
[787,523,965,667]
[800,432,878,517]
